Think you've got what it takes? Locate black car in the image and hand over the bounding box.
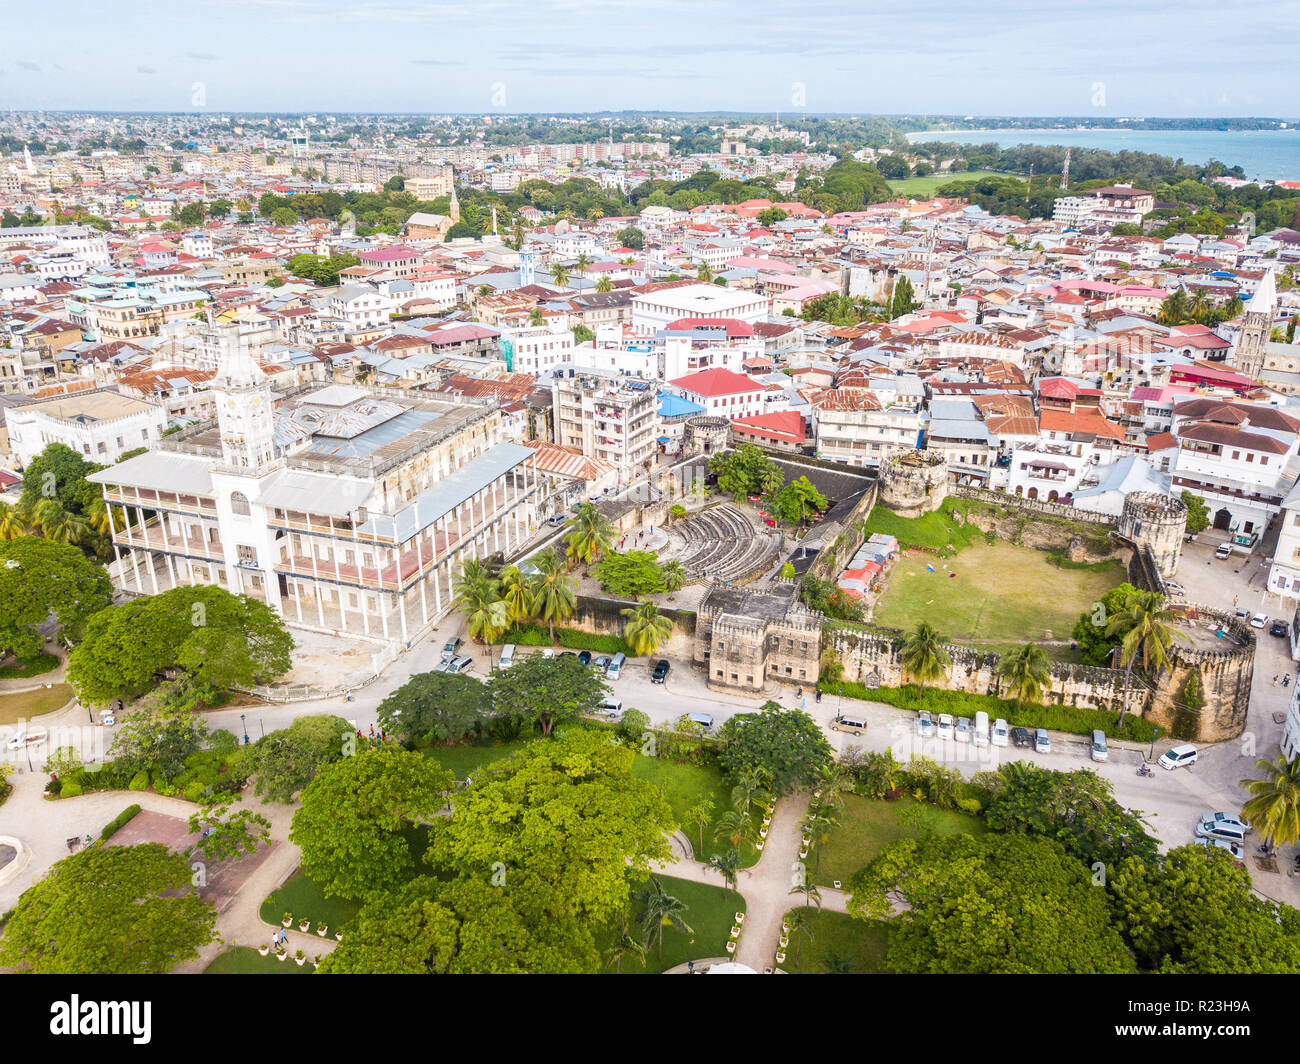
[1271,619,1289,638]
[577,650,592,666]
[558,651,577,659]
[1011,726,1033,749]
[651,659,670,684]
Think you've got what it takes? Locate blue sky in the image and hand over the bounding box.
[2,0,1296,116]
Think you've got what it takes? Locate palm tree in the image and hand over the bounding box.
[730,766,771,817]
[529,548,576,644]
[996,643,1052,710]
[1240,756,1300,853]
[800,806,838,872]
[788,880,822,910]
[696,262,714,283]
[900,621,950,687]
[84,495,113,537]
[0,500,29,540]
[637,876,694,961]
[710,847,742,901]
[549,262,569,287]
[33,499,88,545]
[452,559,507,647]
[1158,288,1191,325]
[574,252,592,278]
[622,600,672,657]
[785,906,815,965]
[713,809,755,851]
[757,464,784,497]
[1106,591,1185,726]
[595,276,613,294]
[499,564,533,625]
[564,502,615,568]
[604,915,647,973]
[660,560,686,593]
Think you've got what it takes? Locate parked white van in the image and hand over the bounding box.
[606,652,625,680]
[1090,729,1108,763]
[991,718,1009,747]
[973,711,990,747]
[498,644,516,669]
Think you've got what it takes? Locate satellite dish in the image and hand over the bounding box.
[555,218,570,235]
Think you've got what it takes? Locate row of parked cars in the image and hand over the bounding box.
[913,712,1119,762]
[1194,810,1250,863]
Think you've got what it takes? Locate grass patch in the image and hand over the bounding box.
[260,870,362,934]
[0,683,74,726]
[204,946,316,974]
[779,909,892,974]
[599,874,743,974]
[0,653,59,680]
[812,793,984,888]
[887,169,1009,196]
[872,538,1124,644]
[422,738,531,781]
[631,753,759,867]
[864,499,984,557]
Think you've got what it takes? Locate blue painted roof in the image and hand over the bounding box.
[659,393,706,418]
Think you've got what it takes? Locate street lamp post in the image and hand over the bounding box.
[241,713,249,745]
[1149,724,1160,763]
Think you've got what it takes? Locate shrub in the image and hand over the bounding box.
[831,682,1158,742]
[957,797,983,816]
[128,770,149,791]
[100,803,141,840]
[182,781,207,803]
[153,780,180,798]
[44,778,62,796]
[59,781,83,798]
[499,623,629,655]
[208,729,240,755]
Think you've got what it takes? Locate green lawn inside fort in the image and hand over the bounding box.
[886,169,1009,197]
[870,537,1124,651]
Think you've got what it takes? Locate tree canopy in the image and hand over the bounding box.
[68,585,294,704]
[377,670,492,745]
[0,843,216,973]
[849,832,1136,973]
[290,745,453,901]
[243,714,352,804]
[0,536,112,661]
[717,704,833,797]
[487,652,608,736]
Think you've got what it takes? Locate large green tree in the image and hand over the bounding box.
[376,670,492,745]
[290,746,453,901]
[1109,843,1300,973]
[0,536,112,662]
[848,832,1136,974]
[984,762,1158,870]
[487,652,608,736]
[0,843,216,973]
[68,585,293,704]
[243,714,352,804]
[717,703,833,798]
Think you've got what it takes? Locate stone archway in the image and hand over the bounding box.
[1027,487,1039,500]
[1048,490,1059,503]
[1214,507,1232,531]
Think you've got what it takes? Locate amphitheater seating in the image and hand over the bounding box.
[667,504,778,585]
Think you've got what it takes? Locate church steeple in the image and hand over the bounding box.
[449,182,460,224]
[213,327,275,473]
[1234,268,1277,381]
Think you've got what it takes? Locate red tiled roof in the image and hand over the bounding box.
[669,367,762,398]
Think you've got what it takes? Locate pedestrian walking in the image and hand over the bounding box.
[1273,675,1279,686]
[368,723,375,738]
[687,960,695,974]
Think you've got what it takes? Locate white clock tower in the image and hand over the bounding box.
[213,327,275,473]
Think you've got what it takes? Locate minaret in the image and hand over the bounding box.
[1234,268,1277,380]
[212,328,275,473]
[1060,147,1071,189]
[449,183,460,224]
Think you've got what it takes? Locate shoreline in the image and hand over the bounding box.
[907,127,1297,139]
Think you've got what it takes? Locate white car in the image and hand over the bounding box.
[936,713,954,740]
[1194,837,1244,861]
[1159,743,1199,770]
[991,718,1009,747]
[915,711,933,738]
[1250,613,1268,629]
[954,717,972,743]
[1199,811,1250,833]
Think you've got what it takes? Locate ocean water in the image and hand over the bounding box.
[905,128,1300,183]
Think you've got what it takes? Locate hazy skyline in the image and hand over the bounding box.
[4,0,1297,118]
